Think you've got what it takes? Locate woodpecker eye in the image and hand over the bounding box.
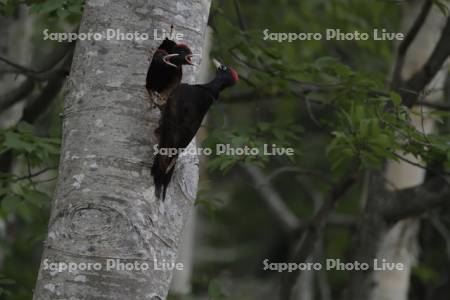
[220,65,227,71]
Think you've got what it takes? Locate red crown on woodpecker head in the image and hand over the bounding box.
[176,43,189,49]
[230,68,239,83]
[212,59,239,83]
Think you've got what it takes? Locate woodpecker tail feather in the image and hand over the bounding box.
[151,154,177,201]
[151,154,165,200]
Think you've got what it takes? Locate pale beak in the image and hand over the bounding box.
[163,54,179,67]
[212,58,222,69]
[185,54,201,66]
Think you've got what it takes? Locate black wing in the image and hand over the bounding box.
[152,84,214,200]
[160,84,214,150]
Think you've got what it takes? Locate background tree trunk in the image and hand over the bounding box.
[0,5,32,127]
[32,0,211,299]
[370,2,449,300]
[0,4,33,268]
[349,2,449,299]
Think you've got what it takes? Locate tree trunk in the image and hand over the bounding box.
[370,2,449,300]
[0,5,32,127]
[350,1,449,299]
[32,1,211,299]
[169,209,197,295]
[0,4,33,268]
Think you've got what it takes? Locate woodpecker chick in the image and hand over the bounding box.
[146,38,177,92]
[146,40,197,109]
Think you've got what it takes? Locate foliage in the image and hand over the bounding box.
[209,1,450,173]
[0,120,60,190]
[1,0,83,19]
[208,279,228,300]
[0,122,59,299]
[204,122,302,172]
[0,122,60,167]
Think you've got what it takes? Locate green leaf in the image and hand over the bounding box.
[219,159,237,172]
[31,0,63,14]
[208,280,226,300]
[22,189,51,208]
[390,91,402,107]
[3,132,33,152]
[413,265,439,283]
[1,194,20,214]
[16,201,33,223]
[230,135,247,146]
[38,142,60,155]
[257,122,271,131]
[16,122,34,134]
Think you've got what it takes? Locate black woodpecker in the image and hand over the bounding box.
[152,59,239,200]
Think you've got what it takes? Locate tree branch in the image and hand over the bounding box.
[391,0,433,89]
[382,176,450,223]
[0,42,74,114]
[265,166,334,186]
[232,0,247,31]
[280,173,358,300]
[243,164,301,232]
[22,71,67,124]
[0,48,73,185]
[0,56,53,81]
[13,167,57,182]
[0,43,72,81]
[417,100,450,111]
[400,15,450,107]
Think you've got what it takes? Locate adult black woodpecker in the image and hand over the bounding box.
[145,39,197,108]
[152,59,239,200]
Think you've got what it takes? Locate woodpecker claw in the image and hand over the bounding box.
[163,54,179,67]
[185,54,201,66]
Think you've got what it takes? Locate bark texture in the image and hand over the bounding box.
[32,0,211,299]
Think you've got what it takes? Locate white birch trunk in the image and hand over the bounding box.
[32,1,211,299]
[370,2,449,300]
